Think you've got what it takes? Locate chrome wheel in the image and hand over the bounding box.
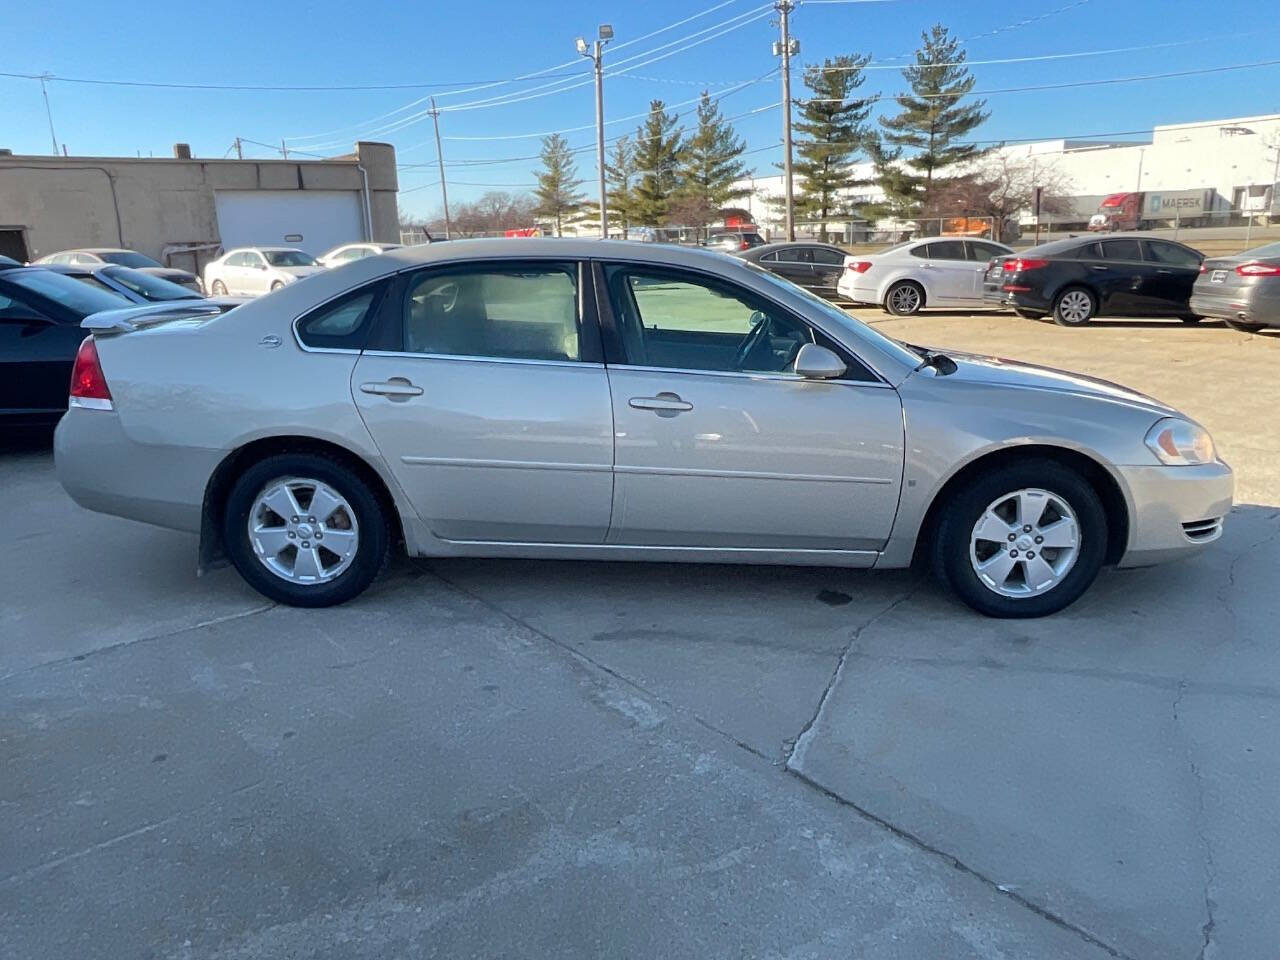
[247,477,360,585]
[969,488,1080,599]
[888,283,922,315]
[1056,289,1093,324]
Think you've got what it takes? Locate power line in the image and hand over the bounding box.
[0,69,584,90]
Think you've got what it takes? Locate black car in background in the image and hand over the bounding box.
[983,234,1204,326]
[737,241,849,299]
[0,264,129,431]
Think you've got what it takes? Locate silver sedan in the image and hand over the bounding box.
[1190,240,1280,332]
[54,239,1233,617]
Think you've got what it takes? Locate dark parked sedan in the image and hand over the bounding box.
[983,234,1204,326]
[738,242,850,299]
[1190,240,1280,333]
[0,264,130,430]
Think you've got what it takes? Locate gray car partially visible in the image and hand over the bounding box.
[1190,240,1280,332]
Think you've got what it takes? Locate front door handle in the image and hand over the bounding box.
[629,393,693,413]
[360,378,423,398]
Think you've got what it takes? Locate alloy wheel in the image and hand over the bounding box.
[248,477,360,584]
[889,284,921,314]
[969,488,1080,598]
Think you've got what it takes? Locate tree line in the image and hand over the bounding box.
[411,24,1070,239]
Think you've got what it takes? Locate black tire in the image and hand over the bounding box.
[1179,315,1204,324]
[1052,286,1097,326]
[932,458,1108,618]
[1224,318,1265,333]
[884,280,925,316]
[211,279,228,295]
[1014,308,1046,320]
[270,280,285,292]
[222,452,392,607]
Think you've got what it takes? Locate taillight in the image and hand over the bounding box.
[846,261,873,273]
[1198,263,1208,273]
[1002,257,1048,272]
[1236,261,1280,276]
[69,336,113,409]
[740,241,749,251]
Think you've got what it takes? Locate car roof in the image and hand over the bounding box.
[232,246,304,253]
[1018,233,1198,257]
[379,237,753,271]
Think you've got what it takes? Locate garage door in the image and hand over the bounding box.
[213,190,364,256]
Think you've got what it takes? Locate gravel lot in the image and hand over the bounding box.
[2,310,1277,960]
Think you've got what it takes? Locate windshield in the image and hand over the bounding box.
[98,251,163,269]
[741,261,922,370]
[265,250,317,267]
[1237,241,1280,259]
[102,265,201,301]
[5,268,129,316]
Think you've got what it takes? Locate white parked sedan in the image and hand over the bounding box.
[203,247,324,296]
[837,237,1014,315]
[316,242,405,269]
[55,239,1232,618]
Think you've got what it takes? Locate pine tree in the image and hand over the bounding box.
[792,54,876,241]
[630,100,685,226]
[604,135,639,238]
[532,133,586,236]
[671,92,750,233]
[875,24,989,216]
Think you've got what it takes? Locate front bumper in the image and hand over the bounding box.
[1114,461,1234,567]
[55,406,220,534]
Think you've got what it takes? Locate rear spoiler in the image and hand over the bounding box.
[82,301,223,334]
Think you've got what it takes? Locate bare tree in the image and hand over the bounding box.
[928,153,1075,236]
[420,191,538,238]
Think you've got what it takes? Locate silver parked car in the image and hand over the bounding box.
[54,240,1232,618]
[316,242,405,268]
[203,247,324,297]
[1190,240,1280,332]
[32,247,202,292]
[837,236,1014,314]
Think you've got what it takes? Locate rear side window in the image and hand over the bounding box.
[968,241,1006,261]
[810,247,845,265]
[1101,239,1142,261]
[402,264,579,362]
[1067,242,1102,260]
[296,281,387,350]
[1143,240,1200,268]
[925,240,967,261]
[759,251,779,262]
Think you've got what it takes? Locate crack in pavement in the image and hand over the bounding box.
[432,568,1134,960]
[784,584,921,771]
[1173,680,1218,960]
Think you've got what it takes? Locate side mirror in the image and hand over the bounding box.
[794,342,846,380]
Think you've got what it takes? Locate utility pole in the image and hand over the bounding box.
[429,97,452,240]
[235,137,243,160]
[577,25,614,239]
[280,138,289,160]
[773,1,797,241]
[38,73,58,156]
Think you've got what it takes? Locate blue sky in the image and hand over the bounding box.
[3,0,1278,216]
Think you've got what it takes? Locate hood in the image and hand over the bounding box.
[136,266,198,283]
[273,265,324,278]
[932,349,1174,415]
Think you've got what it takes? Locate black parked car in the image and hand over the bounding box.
[738,241,849,299]
[0,264,129,430]
[983,234,1204,326]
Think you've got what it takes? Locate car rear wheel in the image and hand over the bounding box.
[1052,287,1097,326]
[885,281,924,316]
[211,280,228,295]
[1224,318,1265,333]
[932,458,1108,618]
[222,452,392,607]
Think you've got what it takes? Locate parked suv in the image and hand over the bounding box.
[984,234,1203,325]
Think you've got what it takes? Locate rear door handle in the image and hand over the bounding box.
[360,378,424,398]
[629,393,693,412]
[1090,265,1108,271]
[1156,269,1173,274]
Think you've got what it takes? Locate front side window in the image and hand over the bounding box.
[266,250,318,267]
[403,264,579,362]
[1143,240,1200,268]
[1101,238,1143,261]
[604,266,813,375]
[296,282,387,350]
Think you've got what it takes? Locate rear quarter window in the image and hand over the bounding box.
[295,281,387,350]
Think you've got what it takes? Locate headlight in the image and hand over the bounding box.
[1144,418,1216,466]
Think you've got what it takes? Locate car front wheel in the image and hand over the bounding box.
[933,459,1108,618]
[211,279,228,295]
[222,452,392,607]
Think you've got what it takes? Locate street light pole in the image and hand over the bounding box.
[578,25,613,239]
[774,1,797,242]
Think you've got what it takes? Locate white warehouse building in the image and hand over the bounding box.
[733,113,1280,240]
